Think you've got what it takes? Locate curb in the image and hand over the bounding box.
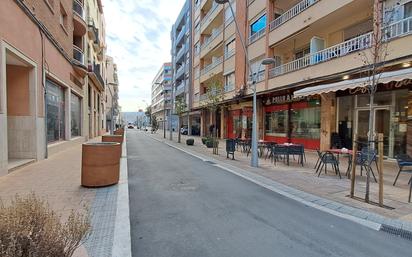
[149,135,412,238]
[111,133,132,257]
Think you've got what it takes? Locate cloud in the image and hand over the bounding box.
[104,0,185,111]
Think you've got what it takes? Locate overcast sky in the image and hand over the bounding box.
[104,0,185,112]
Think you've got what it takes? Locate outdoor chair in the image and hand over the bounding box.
[314,149,324,171]
[317,152,341,179]
[347,148,378,182]
[265,142,276,160]
[288,144,305,166]
[273,145,288,165]
[393,154,412,187]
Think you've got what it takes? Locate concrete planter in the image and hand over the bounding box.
[186,139,194,145]
[81,142,121,187]
[102,135,123,145]
[114,128,124,136]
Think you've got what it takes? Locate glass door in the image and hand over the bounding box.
[374,108,391,157]
[355,107,391,156]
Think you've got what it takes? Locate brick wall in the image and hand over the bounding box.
[23,0,73,58]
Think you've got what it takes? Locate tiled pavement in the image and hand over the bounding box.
[150,130,412,232]
[0,136,131,257]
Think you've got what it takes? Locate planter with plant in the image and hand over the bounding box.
[186,139,194,145]
[201,137,208,145]
[0,193,91,257]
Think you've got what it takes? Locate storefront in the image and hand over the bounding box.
[263,95,321,149]
[227,107,253,139]
[46,80,65,143]
[336,83,410,158]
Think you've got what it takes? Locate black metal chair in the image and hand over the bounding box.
[314,149,324,171]
[288,144,305,166]
[317,152,341,178]
[396,154,412,202]
[358,148,378,182]
[265,142,276,160]
[273,144,289,165]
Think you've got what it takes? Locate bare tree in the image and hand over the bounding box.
[175,97,187,143]
[357,0,400,203]
[204,79,225,155]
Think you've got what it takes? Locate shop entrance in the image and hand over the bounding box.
[355,107,391,156]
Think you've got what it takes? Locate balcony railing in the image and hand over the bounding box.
[224,48,235,59]
[176,26,186,44]
[175,83,186,96]
[200,2,219,28]
[248,27,265,45]
[176,45,186,60]
[92,63,105,86]
[269,0,319,31]
[73,45,84,64]
[175,65,185,78]
[73,0,85,20]
[201,25,223,50]
[382,17,412,41]
[269,32,372,78]
[200,56,223,76]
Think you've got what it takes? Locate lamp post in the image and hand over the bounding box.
[214,0,276,167]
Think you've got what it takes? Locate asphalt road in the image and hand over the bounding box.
[127,129,411,257]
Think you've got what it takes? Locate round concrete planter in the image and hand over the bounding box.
[114,128,124,136]
[102,135,123,145]
[81,142,121,187]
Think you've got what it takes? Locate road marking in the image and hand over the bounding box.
[148,135,382,231]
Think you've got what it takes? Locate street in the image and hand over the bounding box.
[127,130,411,257]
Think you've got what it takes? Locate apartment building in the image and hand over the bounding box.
[171,0,196,134]
[105,55,120,132]
[191,0,412,158]
[151,63,175,131]
[85,0,106,138]
[0,0,111,177]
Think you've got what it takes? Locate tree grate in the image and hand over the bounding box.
[380,224,412,241]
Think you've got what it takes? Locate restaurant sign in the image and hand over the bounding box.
[263,94,305,105]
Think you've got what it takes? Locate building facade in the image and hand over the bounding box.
[0,0,112,177]
[105,55,120,132]
[191,0,412,158]
[151,63,175,131]
[171,0,196,134]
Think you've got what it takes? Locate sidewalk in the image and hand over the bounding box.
[0,136,131,257]
[151,130,412,223]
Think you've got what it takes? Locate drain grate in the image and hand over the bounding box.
[380,225,412,241]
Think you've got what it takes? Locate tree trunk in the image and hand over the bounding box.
[178,116,181,143]
[366,92,375,203]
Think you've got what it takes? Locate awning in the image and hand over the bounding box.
[294,68,412,97]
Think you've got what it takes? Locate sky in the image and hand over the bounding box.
[104,0,185,112]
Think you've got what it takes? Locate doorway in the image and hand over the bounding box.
[356,107,391,156]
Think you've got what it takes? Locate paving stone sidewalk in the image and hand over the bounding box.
[150,130,412,229]
[0,136,131,257]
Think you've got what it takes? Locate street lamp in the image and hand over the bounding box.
[214,0,276,167]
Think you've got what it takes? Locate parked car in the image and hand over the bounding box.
[127,123,134,129]
[180,126,188,135]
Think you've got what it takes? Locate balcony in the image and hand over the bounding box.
[382,17,412,41]
[268,0,353,46]
[269,0,319,31]
[175,65,185,80]
[248,27,265,45]
[175,82,186,96]
[200,3,223,33]
[175,26,186,46]
[200,25,223,58]
[73,0,86,36]
[269,32,372,78]
[88,63,105,91]
[73,45,84,65]
[175,45,186,63]
[224,48,235,60]
[200,56,223,82]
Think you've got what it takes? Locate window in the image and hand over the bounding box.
[59,4,68,30]
[250,58,265,81]
[290,100,321,139]
[71,93,81,137]
[225,38,235,58]
[294,46,310,59]
[46,80,65,143]
[224,72,235,91]
[405,2,412,18]
[225,3,236,23]
[194,42,200,55]
[265,106,288,137]
[250,14,266,36]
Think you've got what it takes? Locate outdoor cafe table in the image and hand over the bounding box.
[276,143,304,166]
[327,149,354,177]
